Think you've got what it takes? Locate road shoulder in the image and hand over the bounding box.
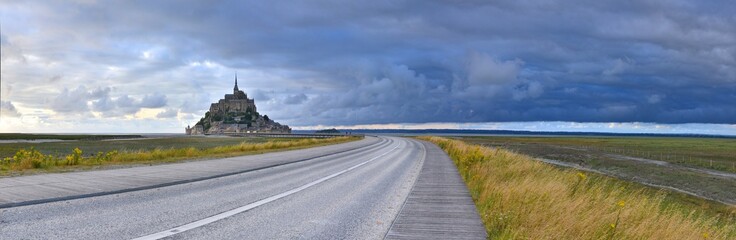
[385,139,487,240]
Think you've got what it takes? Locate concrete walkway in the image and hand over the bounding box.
[386,140,487,240]
[0,137,382,208]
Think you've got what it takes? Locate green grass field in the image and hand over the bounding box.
[0,136,268,158]
[0,135,361,176]
[461,136,736,172]
[0,133,143,141]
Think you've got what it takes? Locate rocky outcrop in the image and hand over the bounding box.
[186,76,291,135]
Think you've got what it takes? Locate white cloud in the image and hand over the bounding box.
[648,94,665,104]
[603,58,633,76]
[50,85,168,117]
[449,52,532,100]
[50,86,103,113]
[466,52,523,85]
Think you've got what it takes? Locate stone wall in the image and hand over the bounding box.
[185,125,205,135]
[211,98,256,114]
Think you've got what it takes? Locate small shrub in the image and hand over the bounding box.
[65,148,83,166]
[0,136,359,173]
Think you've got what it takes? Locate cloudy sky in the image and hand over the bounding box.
[1,1,735,134]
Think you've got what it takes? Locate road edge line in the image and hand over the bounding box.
[133,140,401,240]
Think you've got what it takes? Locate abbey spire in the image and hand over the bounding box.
[234,72,239,93]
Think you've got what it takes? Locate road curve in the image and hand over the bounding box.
[0,136,385,208]
[0,137,427,239]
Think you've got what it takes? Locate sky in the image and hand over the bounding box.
[0,0,735,135]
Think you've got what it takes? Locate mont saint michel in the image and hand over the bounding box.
[185,75,291,135]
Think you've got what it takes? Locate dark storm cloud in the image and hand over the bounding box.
[156,108,179,119]
[2,0,735,127]
[283,93,308,105]
[1,101,20,117]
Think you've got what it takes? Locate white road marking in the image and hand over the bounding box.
[132,141,400,240]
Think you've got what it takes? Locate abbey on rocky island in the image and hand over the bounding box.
[185,75,291,135]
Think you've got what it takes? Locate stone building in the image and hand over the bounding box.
[209,77,256,115]
[186,75,291,135]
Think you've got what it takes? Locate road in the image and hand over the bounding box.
[0,136,485,239]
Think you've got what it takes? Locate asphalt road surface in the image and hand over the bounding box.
[0,137,432,239]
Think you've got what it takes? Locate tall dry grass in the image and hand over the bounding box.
[420,136,736,240]
[1,137,358,173]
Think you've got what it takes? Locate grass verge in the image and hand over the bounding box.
[1,136,360,176]
[420,136,736,240]
[460,136,736,205]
